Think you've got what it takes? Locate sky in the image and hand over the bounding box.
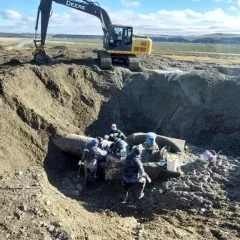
[0,0,240,35]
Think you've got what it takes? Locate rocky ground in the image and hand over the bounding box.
[0,46,240,239]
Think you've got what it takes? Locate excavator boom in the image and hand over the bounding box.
[36,0,111,46]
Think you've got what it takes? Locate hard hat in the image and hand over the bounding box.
[91,138,99,146]
[111,124,117,130]
[146,132,156,146]
[147,132,156,139]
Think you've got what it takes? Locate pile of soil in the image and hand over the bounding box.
[0,47,240,239]
[146,155,240,211]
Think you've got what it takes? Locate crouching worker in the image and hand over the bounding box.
[110,138,129,160]
[97,137,113,151]
[122,147,151,203]
[143,132,160,162]
[104,124,126,142]
[83,138,107,186]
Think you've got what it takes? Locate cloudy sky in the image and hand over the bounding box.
[0,0,240,35]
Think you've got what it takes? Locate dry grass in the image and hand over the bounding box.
[1,37,240,63]
[0,37,24,46]
[165,55,240,64]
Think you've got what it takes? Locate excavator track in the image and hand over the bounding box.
[98,50,112,69]
[127,55,140,71]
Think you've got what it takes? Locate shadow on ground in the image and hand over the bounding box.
[44,138,240,224]
[85,70,240,156]
[44,139,171,220]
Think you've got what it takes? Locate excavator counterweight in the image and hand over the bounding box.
[33,0,152,70]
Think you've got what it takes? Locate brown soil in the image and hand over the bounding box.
[0,47,240,240]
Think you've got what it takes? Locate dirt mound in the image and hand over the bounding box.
[146,156,240,210]
[1,48,240,239]
[0,169,138,240]
[3,60,238,155]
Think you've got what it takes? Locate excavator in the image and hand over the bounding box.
[33,0,152,70]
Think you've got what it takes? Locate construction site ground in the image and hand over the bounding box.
[0,44,240,240]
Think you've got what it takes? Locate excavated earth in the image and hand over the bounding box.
[0,47,240,240]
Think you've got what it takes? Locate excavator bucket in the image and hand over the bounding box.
[33,48,53,64]
[34,51,53,64]
[33,42,53,64]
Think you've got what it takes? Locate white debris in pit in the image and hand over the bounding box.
[153,69,187,74]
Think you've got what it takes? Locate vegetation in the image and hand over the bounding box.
[152,42,240,55]
[2,36,240,62]
[35,38,240,56]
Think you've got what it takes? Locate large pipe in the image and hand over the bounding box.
[52,133,183,179]
[51,134,113,156]
[51,134,92,157]
[125,132,186,153]
[52,132,185,156]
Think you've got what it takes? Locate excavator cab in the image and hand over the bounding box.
[99,24,152,70]
[106,25,133,51]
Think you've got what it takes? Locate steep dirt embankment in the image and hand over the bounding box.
[0,64,104,172]
[85,68,240,155]
[2,62,240,163]
[1,62,240,180]
[0,64,140,240]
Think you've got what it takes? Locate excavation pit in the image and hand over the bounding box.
[1,50,240,239]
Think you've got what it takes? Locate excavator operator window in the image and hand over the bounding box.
[124,27,132,45]
[114,27,123,40]
[110,26,133,49]
[113,27,123,47]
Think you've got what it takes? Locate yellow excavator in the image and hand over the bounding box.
[33,0,152,70]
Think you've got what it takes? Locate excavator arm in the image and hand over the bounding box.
[34,0,112,63]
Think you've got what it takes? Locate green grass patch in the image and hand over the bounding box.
[152,42,240,56]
